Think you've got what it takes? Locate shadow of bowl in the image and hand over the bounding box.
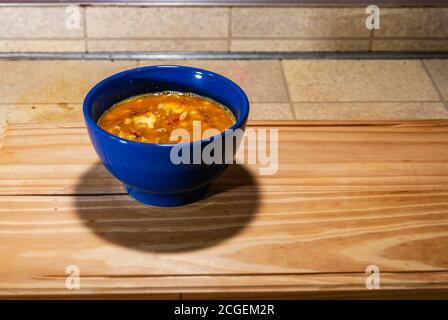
[75,163,260,253]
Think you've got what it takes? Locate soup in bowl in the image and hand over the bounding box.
[98,91,236,144]
[83,65,249,207]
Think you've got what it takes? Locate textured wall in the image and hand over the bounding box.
[0,5,447,53]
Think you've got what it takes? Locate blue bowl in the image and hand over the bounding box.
[83,65,250,207]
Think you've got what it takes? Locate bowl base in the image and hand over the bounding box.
[125,184,210,207]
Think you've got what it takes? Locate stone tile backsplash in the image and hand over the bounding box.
[0,5,446,53]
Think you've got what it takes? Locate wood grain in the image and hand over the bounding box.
[1,120,448,298]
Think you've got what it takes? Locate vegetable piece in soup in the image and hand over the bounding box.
[98,91,236,144]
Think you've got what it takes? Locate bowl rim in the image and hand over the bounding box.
[83,65,250,148]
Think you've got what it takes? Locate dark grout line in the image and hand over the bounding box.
[288,100,442,104]
[0,102,83,105]
[420,60,448,113]
[82,6,88,53]
[6,3,447,9]
[227,37,373,41]
[227,7,232,52]
[368,28,374,52]
[0,102,84,105]
[0,101,443,105]
[278,60,296,119]
[420,60,446,109]
[2,37,446,41]
[1,51,447,60]
[0,37,226,41]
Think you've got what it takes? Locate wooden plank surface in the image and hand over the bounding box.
[1,120,448,298]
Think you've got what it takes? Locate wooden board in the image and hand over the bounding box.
[1,120,448,299]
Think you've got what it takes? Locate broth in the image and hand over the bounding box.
[98,91,236,144]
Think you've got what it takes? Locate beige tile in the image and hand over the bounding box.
[6,104,83,123]
[293,102,448,120]
[249,103,293,120]
[282,60,440,102]
[231,8,369,38]
[0,105,8,136]
[231,39,369,52]
[424,60,448,100]
[88,39,227,52]
[138,60,289,103]
[375,8,448,38]
[372,39,448,52]
[86,7,228,39]
[0,40,85,52]
[0,60,137,104]
[0,6,84,38]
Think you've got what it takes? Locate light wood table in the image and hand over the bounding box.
[1,120,448,299]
